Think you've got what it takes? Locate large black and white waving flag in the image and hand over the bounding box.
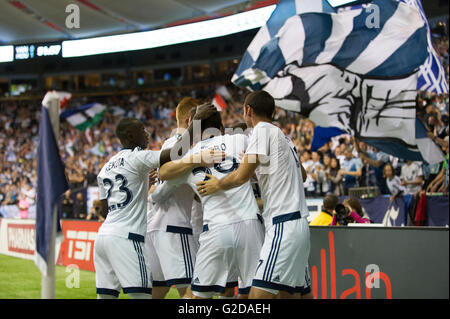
[233,0,445,164]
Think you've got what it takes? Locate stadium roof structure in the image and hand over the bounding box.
[0,0,275,45]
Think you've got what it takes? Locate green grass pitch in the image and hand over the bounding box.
[0,254,180,299]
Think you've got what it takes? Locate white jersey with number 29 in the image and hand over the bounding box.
[167,134,260,229]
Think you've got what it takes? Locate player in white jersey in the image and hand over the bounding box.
[145,97,200,299]
[158,112,265,299]
[197,90,312,299]
[94,104,217,299]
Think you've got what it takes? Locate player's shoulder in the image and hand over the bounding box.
[224,132,247,143]
[253,121,282,139]
[162,134,181,150]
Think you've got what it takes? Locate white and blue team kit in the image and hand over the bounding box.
[246,121,311,295]
[145,135,199,289]
[94,147,161,297]
[159,133,265,297]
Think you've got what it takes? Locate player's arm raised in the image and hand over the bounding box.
[197,153,259,196]
[159,103,217,166]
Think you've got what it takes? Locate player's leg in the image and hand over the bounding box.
[249,287,278,299]
[251,215,308,299]
[191,225,234,299]
[145,231,169,299]
[156,229,198,298]
[296,263,313,299]
[249,221,280,299]
[218,287,237,299]
[107,235,152,299]
[152,286,170,299]
[94,235,121,299]
[301,292,314,299]
[234,219,265,300]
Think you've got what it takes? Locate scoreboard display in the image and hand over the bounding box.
[14,44,61,60]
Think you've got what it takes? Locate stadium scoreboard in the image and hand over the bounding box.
[14,44,62,60]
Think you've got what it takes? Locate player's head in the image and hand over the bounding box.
[201,111,224,139]
[323,193,339,212]
[243,90,275,125]
[115,117,149,149]
[176,97,199,128]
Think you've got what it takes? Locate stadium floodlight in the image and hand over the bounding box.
[0,45,14,63]
[62,5,276,58]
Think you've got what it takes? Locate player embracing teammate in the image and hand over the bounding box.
[198,91,312,299]
[93,90,311,299]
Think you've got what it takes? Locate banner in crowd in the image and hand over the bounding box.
[343,196,408,226]
[60,102,107,131]
[232,0,447,164]
[0,218,37,260]
[426,196,449,226]
[58,220,102,272]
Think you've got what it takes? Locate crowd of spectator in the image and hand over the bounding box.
[0,28,448,220]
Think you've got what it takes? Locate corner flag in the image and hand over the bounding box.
[35,91,70,287]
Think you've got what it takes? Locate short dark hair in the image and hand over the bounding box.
[244,90,275,118]
[115,117,142,143]
[201,111,223,133]
[323,194,339,211]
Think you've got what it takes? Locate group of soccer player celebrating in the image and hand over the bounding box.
[93,90,312,299]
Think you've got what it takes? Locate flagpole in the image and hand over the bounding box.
[40,92,62,299]
[41,206,57,299]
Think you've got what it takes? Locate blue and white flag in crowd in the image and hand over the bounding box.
[233,0,445,164]
[399,0,448,94]
[35,91,69,275]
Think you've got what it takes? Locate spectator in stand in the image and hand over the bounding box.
[327,157,344,196]
[61,190,74,219]
[309,193,339,226]
[400,161,424,195]
[17,193,30,219]
[339,146,362,195]
[86,200,106,222]
[308,151,324,197]
[316,153,332,195]
[331,197,371,226]
[73,192,87,219]
[426,138,449,194]
[383,162,406,203]
[356,142,390,194]
[301,150,316,197]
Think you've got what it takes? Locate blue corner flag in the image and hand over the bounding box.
[35,92,70,276]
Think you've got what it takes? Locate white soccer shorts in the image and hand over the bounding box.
[191,219,264,298]
[252,212,311,295]
[94,234,152,297]
[145,226,198,288]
